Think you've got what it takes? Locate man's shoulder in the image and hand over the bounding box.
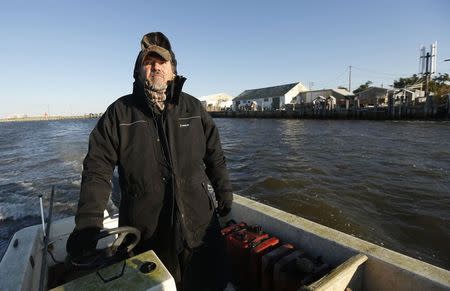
[113,94,135,107]
[100,94,144,122]
[105,94,137,112]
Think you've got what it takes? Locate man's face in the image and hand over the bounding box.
[140,53,174,90]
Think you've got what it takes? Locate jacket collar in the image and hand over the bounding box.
[132,75,187,113]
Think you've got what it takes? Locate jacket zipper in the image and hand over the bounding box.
[149,106,176,228]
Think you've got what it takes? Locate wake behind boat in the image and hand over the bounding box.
[1,194,449,290]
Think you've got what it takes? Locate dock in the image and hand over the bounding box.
[210,103,450,120]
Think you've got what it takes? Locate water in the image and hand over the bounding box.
[0,118,449,270]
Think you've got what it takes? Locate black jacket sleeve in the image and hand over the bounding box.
[75,105,119,230]
[200,106,233,204]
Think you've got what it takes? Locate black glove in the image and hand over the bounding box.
[217,199,232,217]
[66,227,101,258]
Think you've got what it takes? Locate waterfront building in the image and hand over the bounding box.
[233,82,307,111]
[354,87,389,108]
[389,88,427,105]
[355,87,430,108]
[295,88,354,110]
[198,93,234,111]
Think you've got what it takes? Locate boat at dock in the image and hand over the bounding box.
[1,194,449,290]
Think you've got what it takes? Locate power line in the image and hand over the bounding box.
[312,68,349,85]
[310,65,423,90]
[352,66,411,77]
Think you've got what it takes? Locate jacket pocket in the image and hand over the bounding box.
[180,180,213,229]
[178,115,201,128]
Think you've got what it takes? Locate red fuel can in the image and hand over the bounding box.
[226,228,269,289]
[249,236,280,289]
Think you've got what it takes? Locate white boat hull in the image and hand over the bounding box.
[1,194,449,290]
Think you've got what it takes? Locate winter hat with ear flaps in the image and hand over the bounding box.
[133,32,178,78]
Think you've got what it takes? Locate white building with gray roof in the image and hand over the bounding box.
[233,82,307,111]
[296,88,355,109]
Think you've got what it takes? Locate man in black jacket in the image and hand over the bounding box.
[67,32,233,290]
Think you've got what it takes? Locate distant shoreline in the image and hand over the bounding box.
[0,114,102,123]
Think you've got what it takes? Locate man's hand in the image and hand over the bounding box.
[66,227,101,258]
[217,199,232,217]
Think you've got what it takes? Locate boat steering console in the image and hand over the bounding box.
[68,226,141,270]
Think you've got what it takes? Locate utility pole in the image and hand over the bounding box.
[420,42,437,116]
[425,52,430,102]
[348,65,352,93]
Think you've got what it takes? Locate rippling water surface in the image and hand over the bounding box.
[0,118,449,269]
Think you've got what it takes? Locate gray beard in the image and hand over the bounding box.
[145,80,167,111]
[147,78,168,92]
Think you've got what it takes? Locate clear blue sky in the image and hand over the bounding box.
[0,0,449,117]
